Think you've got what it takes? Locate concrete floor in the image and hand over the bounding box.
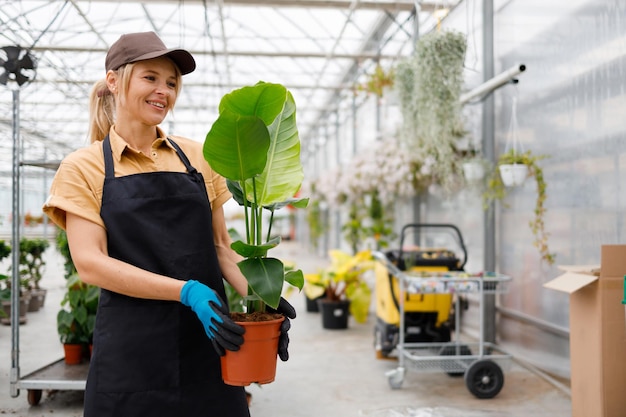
[0,240,573,416]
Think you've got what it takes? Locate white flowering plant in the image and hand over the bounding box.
[307,137,432,251]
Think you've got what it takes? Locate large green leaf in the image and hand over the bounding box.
[231,236,280,258]
[285,269,304,290]
[238,257,284,309]
[247,91,304,206]
[203,111,270,181]
[265,197,309,211]
[219,82,288,125]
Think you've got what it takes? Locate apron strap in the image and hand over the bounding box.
[167,137,198,174]
[103,135,115,179]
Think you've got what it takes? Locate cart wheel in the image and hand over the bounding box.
[439,344,472,377]
[385,367,405,390]
[27,389,42,406]
[464,360,504,399]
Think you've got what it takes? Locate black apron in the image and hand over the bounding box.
[83,136,249,417]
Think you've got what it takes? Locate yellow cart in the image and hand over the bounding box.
[373,224,512,399]
[374,224,467,359]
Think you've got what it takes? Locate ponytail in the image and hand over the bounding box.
[88,79,115,143]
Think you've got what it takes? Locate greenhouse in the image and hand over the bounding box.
[0,0,624,416]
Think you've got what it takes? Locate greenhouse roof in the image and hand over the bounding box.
[0,0,460,175]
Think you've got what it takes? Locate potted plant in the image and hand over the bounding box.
[0,240,11,321]
[304,249,374,329]
[18,237,50,311]
[0,239,32,325]
[203,81,308,386]
[56,273,99,364]
[483,149,555,264]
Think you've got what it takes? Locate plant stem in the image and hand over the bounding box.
[241,180,251,244]
[266,210,275,243]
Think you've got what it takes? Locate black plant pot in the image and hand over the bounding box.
[305,294,324,313]
[317,298,350,330]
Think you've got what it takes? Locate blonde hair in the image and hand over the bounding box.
[87,61,183,143]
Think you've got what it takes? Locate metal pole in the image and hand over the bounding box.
[334,111,341,250]
[411,3,422,225]
[10,88,21,397]
[482,0,497,344]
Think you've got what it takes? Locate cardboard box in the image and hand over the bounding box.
[544,245,626,417]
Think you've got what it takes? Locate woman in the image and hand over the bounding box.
[43,31,294,416]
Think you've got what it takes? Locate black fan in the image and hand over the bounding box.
[0,45,37,87]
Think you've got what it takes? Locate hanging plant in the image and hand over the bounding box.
[396,30,468,192]
[483,149,555,264]
[357,64,395,97]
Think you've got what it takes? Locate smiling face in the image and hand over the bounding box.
[112,56,180,131]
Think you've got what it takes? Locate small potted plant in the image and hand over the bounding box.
[18,237,50,311]
[0,239,32,325]
[203,81,308,386]
[56,273,99,364]
[305,249,374,329]
[483,149,555,264]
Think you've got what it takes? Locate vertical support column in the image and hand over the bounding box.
[10,89,21,398]
[482,0,497,344]
[412,3,422,225]
[334,111,342,251]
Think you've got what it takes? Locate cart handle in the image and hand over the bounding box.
[398,223,468,270]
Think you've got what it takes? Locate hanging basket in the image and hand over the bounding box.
[498,163,528,187]
[462,160,485,182]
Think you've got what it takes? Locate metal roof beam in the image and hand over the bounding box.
[73,0,418,12]
[29,46,397,60]
[69,0,456,13]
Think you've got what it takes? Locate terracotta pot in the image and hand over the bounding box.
[63,343,84,365]
[220,316,284,386]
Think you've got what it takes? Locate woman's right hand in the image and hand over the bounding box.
[180,280,245,356]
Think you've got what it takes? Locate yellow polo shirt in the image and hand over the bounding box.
[43,126,231,230]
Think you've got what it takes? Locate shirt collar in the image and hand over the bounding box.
[108,126,176,161]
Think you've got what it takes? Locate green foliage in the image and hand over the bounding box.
[305,199,327,249]
[204,82,307,311]
[482,149,555,264]
[0,240,10,262]
[57,274,99,344]
[54,228,100,344]
[19,238,50,289]
[365,191,396,250]
[357,64,395,97]
[341,202,368,256]
[396,30,468,192]
[56,229,77,280]
[304,250,374,323]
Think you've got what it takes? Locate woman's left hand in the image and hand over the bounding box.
[267,297,296,361]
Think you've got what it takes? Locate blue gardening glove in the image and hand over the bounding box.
[266,297,296,362]
[180,280,245,356]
